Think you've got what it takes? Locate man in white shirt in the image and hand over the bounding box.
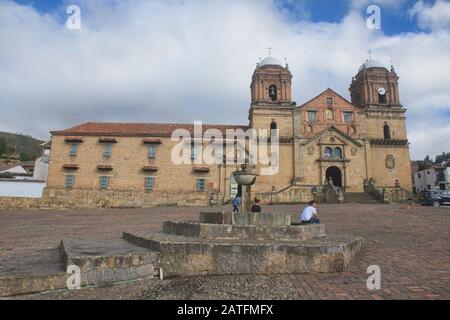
[300,201,320,224]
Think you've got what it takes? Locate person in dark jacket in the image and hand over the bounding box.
[251,198,262,213]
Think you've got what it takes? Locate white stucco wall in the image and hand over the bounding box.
[0,180,46,198]
[33,158,49,181]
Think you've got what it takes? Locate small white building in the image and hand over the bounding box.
[413,163,449,193]
[0,179,46,198]
[435,162,450,191]
[0,140,50,198]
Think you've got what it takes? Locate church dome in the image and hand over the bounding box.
[359,59,386,71]
[258,56,284,67]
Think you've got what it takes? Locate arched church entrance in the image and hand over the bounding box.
[325,166,342,188]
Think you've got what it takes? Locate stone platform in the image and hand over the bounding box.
[123,231,363,276]
[0,239,159,297]
[123,211,363,277]
[0,211,364,297]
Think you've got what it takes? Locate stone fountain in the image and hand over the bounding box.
[232,164,258,212]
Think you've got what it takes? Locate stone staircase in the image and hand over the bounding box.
[343,192,383,204]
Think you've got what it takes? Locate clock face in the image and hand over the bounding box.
[378,87,386,95]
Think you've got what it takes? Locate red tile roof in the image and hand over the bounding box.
[52,122,249,138]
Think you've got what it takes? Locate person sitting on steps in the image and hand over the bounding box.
[251,198,262,213]
[300,200,320,224]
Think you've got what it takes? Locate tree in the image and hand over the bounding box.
[436,152,450,164]
[0,137,6,155]
[19,152,32,162]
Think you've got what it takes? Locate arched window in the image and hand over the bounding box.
[378,93,387,104]
[270,121,277,130]
[324,147,332,158]
[326,109,334,121]
[333,147,343,159]
[384,123,391,140]
[269,85,278,101]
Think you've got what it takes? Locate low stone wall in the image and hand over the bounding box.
[163,220,326,241]
[0,197,43,210]
[42,187,209,209]
[123,231,365,277]
[256,185,319,204]
[199,211,291,226]
[382,187,414,203]
[61,239,159,287]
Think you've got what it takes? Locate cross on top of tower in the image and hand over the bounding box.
[267,46,273,57]
[367,50,373,61]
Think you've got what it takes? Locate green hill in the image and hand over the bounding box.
[0,132,44,162]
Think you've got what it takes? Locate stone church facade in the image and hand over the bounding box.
[43,56,412,208]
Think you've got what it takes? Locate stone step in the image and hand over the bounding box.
[0,247,66,297]
[162,220,326,241]
[61,239,160,287]
[344,192,382,203]
[199,211,291,226]
[122,231,364,277]
[0,239,161,297]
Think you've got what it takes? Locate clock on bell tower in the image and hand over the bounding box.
[349,58,401,109]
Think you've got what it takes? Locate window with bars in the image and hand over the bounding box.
[103,144,112,157]
[148,146,157,158]
[197,179,206,192]
[145,177,154,191]
[307,111,317,122]
[69,143,78,156]
[99,176,109,189]
[343,112,354,123]
[65,175,75,188]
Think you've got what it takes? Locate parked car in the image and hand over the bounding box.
[418,190,450,208]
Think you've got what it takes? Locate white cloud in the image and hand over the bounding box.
[0,0,449,160]
[408,0,450,30]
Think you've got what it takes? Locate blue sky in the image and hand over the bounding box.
[1,0,450,159]
[14,0,433,35]
[278,0,425,34]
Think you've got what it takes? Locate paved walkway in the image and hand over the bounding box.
[1,203,449,299]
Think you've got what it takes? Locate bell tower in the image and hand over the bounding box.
[349,58,401,109]
[248,54,295,141]
[348,57,412,192]
[250,56,292,107]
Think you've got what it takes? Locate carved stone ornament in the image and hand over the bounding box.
[385,154,396,169]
